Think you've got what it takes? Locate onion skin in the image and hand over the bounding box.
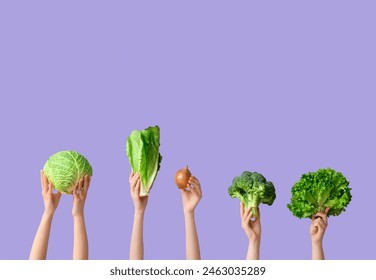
[175,166,192,189]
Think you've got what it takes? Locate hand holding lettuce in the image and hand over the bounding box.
[126,126,162,196]
[287,168,352,260]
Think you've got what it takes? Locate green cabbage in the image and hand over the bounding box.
[126,126,162,196]
[287,168,352,218]
[43,150,93,194]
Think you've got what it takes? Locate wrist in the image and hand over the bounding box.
[43,210,55,218]
[72,211,84,218]
[184,209,195,217]
[73,214,85,223]
[312,240,323,247]
[134,209,145,217]
[249,236,261,245]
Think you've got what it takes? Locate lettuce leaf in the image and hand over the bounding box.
[126,126,162,196]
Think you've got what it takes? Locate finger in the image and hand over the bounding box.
[313,212,328,225]
[190,176,200,188]
[246,208,253,222]
[129,171,134,182]
[313,219,325,230]
[135,178,141,195]
[317,219,326,231]
[190,176,202,196]
[188,183,198,195]
[83,175,90,195]
[78,178,84,199]
[43,172,49,193]
[243,207,252,220]
[55,191,62,201]
[48,182,53,195]
[40,170,44,190]
[240,202,244,217]
[73,183,79,200]
[130,173,139,190]
[325,207,330,215]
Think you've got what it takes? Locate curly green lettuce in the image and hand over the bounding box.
[287,168,352,218]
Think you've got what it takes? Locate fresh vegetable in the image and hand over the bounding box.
[287,168,352,218]
[175,166,192,189]
[228,171,276,218]
[126,125,162,196]
[43,150,93,194]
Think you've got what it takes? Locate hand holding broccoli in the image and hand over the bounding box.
[40,170,62,216]
[129,172,148,213]
[240,203,261,242]
[181,176,202,214]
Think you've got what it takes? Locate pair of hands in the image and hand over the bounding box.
[129,172,202,214]
[40,170,91,217]
[240,205,329,244]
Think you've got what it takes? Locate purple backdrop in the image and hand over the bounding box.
[0,1,375,260]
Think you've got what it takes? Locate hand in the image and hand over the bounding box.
[72,175,91,217]
[181,176,202,214]
[129,172,148,213]
[40,170,61,215]
[240,203,261,242]
[310,208,329,244]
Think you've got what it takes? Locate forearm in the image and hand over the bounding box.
[130,211,145,260]
[246,238,260,260]
[29,212,54,260]
[312,241,325,260]
[73,215,88,260]
[184,211,201,260]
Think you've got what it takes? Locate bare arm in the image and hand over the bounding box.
[29,171,61,260]
[72,176,91,260]
[240,204,261,260]
[181,176,202,260]
[129,172,148,260]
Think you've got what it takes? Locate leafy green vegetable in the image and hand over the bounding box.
[126,125,162,196]
[228,171,276,218]
[43,150,93,194]
[287,168,352,218]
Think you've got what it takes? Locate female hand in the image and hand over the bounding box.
[310,208,330,244]
[181,176,202,214]
[40,170,61,215]
[240,203,261,242]
[72,175,91,217]
[129,172,148,213]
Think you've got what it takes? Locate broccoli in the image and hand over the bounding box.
[228,171,276,218]
[287,168,352,218]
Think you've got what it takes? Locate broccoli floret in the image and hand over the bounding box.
[228,171,276,218]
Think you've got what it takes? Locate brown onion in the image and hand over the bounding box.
[175,166,192,189]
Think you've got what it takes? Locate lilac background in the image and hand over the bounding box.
[0,1,375,260]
